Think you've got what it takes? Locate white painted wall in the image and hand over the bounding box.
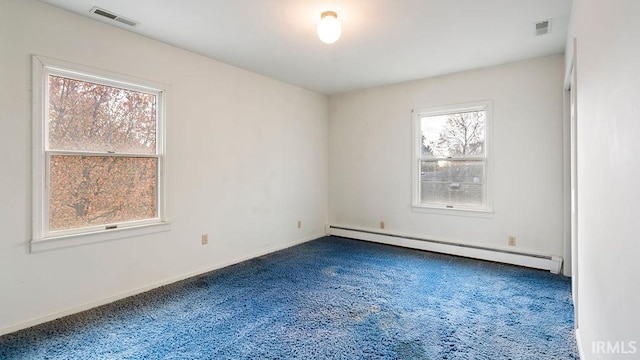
[329,55,565,257]
[568,1,640,358]
[0,0,327,335]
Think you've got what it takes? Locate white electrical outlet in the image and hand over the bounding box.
[380,221,385,229]
[297,220,301,229]
[508,236,516,246]
[201,234,208,245]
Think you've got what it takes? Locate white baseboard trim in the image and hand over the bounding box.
[327,225,563,273]
[0,233,323,337]
[575,327,586,360]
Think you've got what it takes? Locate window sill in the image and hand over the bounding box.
[30,222,171,253]
[411,205,494,218]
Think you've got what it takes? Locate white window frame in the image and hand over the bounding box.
[411,101,493,215]
[32,55,170,251]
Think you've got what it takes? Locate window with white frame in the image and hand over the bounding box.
[33,56,167,242]
[412,101,491,212]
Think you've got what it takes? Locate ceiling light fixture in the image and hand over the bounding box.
[317,11,341,44]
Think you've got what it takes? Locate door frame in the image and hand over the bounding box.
[563,38,579,329]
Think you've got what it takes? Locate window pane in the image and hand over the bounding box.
[420,110,485,158]
[48,75,157,154]
[420,160,484,208]
[49,155,157,231]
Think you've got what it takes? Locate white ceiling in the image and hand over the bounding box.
[39,0,572,95]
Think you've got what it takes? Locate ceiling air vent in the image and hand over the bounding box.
[90,6,139,27]
[535,20,551,36]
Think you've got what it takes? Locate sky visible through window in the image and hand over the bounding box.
[420,110,485,158]
[421,115,448,146]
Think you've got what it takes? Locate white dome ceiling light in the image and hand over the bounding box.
[317,11,341,44]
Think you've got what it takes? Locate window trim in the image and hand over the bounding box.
[411,100,493,214]
[32,55,170,250]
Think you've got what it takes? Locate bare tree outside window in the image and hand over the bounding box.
[47,75,159,231]
[422,111,485,158]
[48,76,156,153]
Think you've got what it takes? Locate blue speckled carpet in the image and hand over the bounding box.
[0,236,578,359]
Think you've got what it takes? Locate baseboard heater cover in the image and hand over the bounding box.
[327,225,563,274]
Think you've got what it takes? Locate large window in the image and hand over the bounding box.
[412,101,492,212]
[32,56,167,245]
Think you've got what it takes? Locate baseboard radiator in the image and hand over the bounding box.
[326,225,563,274]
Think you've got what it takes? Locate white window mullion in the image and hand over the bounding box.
[47,150,160,158]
